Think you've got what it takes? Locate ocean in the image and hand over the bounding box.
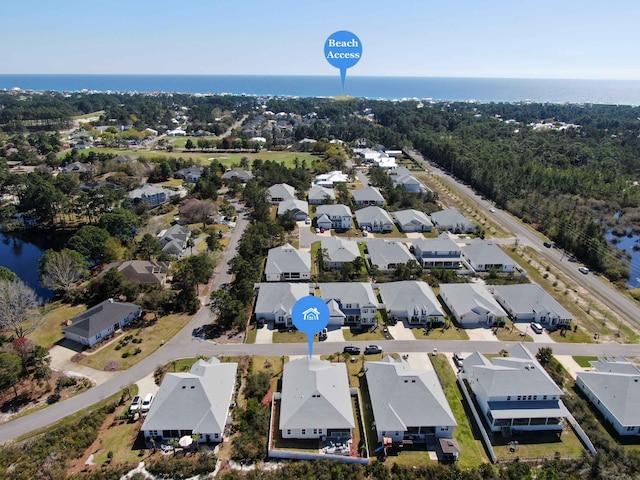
[1,74,640,105]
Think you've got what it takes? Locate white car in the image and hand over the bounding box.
[530,322,543,334]
[141,393,154,413]
[579,267,590,274]
[129,395,141,413]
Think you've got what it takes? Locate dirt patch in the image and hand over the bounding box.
[104,361,120,371]
[71,353,85,363]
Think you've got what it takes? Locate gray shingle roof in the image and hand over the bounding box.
[492,284,571,321]
[366,356,456,433]
[316,204,352,218]
[577,358,640,427]
[277,199,309,217]
[279,357,355,430]
[367,239,415,269]
[308,185,336,202]
[352,186,385,203]
[355,206,393,226]
[63,299,140,339]
[393,209,433,230]
[440,283,506,317]
[413,233,461,255]
[430,209,475,231]
[463,241,515,268]
[117,260,167,285]
[267,183,296,202]
[321,237,360,263]
[464,344,564,398]
[222,169,253,182]
[254,283,311,315]
[265,244,311,277]
[142,357,237,434]
[319,282,378,308]
[378,281,444,318]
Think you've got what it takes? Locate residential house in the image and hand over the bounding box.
[267,183,296,204]
[378,281,445,326]
[412,233,463,269]
[491,284,572,328]
[321,237,361,269]
[314,170,348,188]
[167,128,187,136]
[316,204,353,230]
[142,357,238,444]
[254,283,310,327]
[355,206,394,233]
[113,155,137,165]
[277,199,309,221]
[117,260,167,286]
[222,170,254,183]
[63,299,142,347]
[128,184,176,208]
[439,283,507,327]
[308,185,336,205]
[279,357,355,440]
[429,209,475,233]
[462,344,568,434]
[366,356,456,443]
[352,186,385,207]
[576,357,640,436]
[158,225,191,257]
[174,167,204,183]
[319,282,378,326]
[62,161,94,175]
[463,241,517,273]
[265,243,311,282]
[393,209,433,233]
[367,239,415,273]
[389,167,424,193]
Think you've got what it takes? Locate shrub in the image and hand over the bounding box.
[121,351,131,358]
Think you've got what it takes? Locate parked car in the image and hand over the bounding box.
[364,345,381,354]
[362,230,368,237]
[579,266,590,274]
[543,241,552,248]
[129,395,141,413]
[315,227,321,233]
[530,322,543,334]
[319,328,328,340]
[343,345,361,355]
[141,393,154,413]
[320,227,325,233]
[304,217,311,225]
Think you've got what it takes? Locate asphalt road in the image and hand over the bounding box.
[403,148,640,330]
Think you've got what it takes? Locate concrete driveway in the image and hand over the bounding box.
[513,322,555,343]
[465,327,500,342]
[254,323,273,344]
[399,352,434,371]
[387,320,418,341]
[49,343,119,386]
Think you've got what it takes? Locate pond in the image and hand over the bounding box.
[0,231,56,300]
[605,229,640,289]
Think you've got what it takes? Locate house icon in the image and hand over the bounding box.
[302,307,320,322]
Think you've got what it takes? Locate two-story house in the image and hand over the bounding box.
[412,233,463,269]
[316,204,353,231]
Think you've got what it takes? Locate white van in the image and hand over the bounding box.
[530,322,543,334]
[141,393,154,413]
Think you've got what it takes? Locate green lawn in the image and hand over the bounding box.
[342,326,386,342]
[573,356,598,368]
[79,313,192,370]
[412,325,469,340]
[430,354,489,468]
[72,110,104,120]
[272,329,309,344]
[493,325,533,343]
[29,302,87,348]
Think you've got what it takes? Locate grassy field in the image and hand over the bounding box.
[272,329,308,344]
[492,428,586,460]
[430,354,488,468]
[79,313,191,370]
[342,326,386,341]
[72,110,104,120]
[29,302,87,348]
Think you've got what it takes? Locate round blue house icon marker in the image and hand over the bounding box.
[292,296,330,358]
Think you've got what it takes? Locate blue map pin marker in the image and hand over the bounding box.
[324,31,362,92]
[292,296,330,358]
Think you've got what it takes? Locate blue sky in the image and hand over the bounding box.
[2,0,639,79]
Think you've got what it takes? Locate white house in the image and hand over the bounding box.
[277,199,309,221]
[352,186,385,206]
[491,284,572,328]
[316,204,353,230]
[439,283,507,327]
[366,356,456,443]
[393,209,433,233]
[254,283,311,327]
[576,357,640,436]
[463,241,517,273]
[279,357,355,440]
[389,167,424,193]
[267,183,296,204]
[314,170,348,188]
[429,209,475,233]
[128,184,177,208]
[366,239,415,273]
[412,233,463,269]
[319,282,379,327]
[308,185,336,205]
[174,167,204,183]
[63,299,142,347]
[462,344,568,434]
[378,281,445,326]
[355,206,394,233]
[321,237,361,269]
[265,243,311,282]
[142,357,237,444]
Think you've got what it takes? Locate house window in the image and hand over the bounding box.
[517,395,521,401]
[302,429,306,435]
[533,395,537,400]
[543,395,547,400]
[318,429,322,434]
[528,395,532,400]
[507,396,511,401]
[440,427,448,431]
[313,429,318,434]
[215,433,219,438]
[287,430,291,435]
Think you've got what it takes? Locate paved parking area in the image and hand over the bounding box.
[386,320,417,340]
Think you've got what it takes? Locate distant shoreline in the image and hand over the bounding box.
[2,74,640,105]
